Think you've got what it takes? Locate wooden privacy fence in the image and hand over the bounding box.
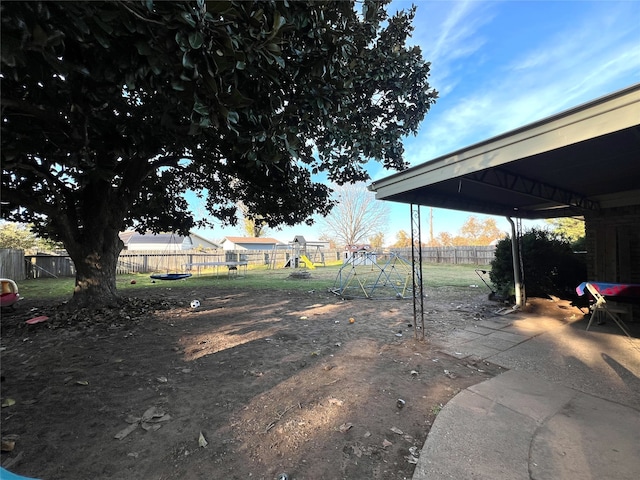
[9,245,496,279]
[116,249,342,274]
[25,255,76,279]
[389,246,496,265]
[0,249,27,280]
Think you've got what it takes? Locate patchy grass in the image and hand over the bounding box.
[15,263,492,301]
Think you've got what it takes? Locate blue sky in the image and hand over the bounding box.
[194,0,640,244]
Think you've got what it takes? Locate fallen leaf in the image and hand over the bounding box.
[141,406,164,422]
[148,414,172,423]
[141,422,162,432]
[1,440,15,452]
[1,398,16,408]
[338,422,353,433]
[390,426,403,435]
[198,431,208,448]
[352,444,363,457]
[382,439,393,448]
[115,423,139,440]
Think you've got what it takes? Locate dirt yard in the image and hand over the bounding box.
[1,283,510,480]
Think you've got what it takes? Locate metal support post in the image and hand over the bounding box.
[411,204,425,340]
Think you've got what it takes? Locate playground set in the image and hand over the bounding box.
[275,239,414,300]
[330,250,414,299]
[275,236,326,270]
[139,233,415,299]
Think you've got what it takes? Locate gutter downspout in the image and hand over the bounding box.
[507,217,525,308]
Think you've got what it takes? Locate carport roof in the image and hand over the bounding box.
[369,83,640,219]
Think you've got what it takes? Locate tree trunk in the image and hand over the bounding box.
[66,228,124,309]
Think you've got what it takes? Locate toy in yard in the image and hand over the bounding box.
[474,269,498,300]
[149,233,193,281]
[150,272,192,280]
[25,316,49,325]
[279,235,326,269]
[330,252,413,299]
[0,278,20,309]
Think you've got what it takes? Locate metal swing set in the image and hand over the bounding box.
[149,233,192,281]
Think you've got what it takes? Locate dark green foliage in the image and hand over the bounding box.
[1,1,436,305]
[490,229,587,299]
[571,236,586,252]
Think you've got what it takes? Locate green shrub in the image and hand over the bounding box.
[490,228,586,299]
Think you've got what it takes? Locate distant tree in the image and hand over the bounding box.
[0,222,61,253]
[237,202,268,238]
[391,230,412,248]
[545,217,585,250]
[369,232,385,249]
[459,216,504,245]
[429,216,504,246]
[545,218,584,241]
[318,184,390,247]
[0,222,36,251]
[433,232,453,247]
[1,1,436,307]
[242,218,267,238]
[318,233,338,249]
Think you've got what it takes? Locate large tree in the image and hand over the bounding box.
[318,183,390,247]
[1,0,436,307]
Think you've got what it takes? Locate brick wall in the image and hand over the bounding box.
[585,205,640,283]
[585,205,640,321]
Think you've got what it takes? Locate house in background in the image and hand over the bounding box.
[189,232,221,250]
[220,236,285,251]
[289,235,331,251]
[343,244,376,265]
[119,231,219,251]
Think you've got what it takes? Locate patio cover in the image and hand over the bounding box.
[369,83,640,219]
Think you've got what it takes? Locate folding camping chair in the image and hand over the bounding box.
[584,282,632,338]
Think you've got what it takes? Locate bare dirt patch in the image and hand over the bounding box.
[2,285,506,480]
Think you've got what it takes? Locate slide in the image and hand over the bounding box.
[299,255,316,270]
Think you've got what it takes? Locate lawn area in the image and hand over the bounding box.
[15,263,493,300]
